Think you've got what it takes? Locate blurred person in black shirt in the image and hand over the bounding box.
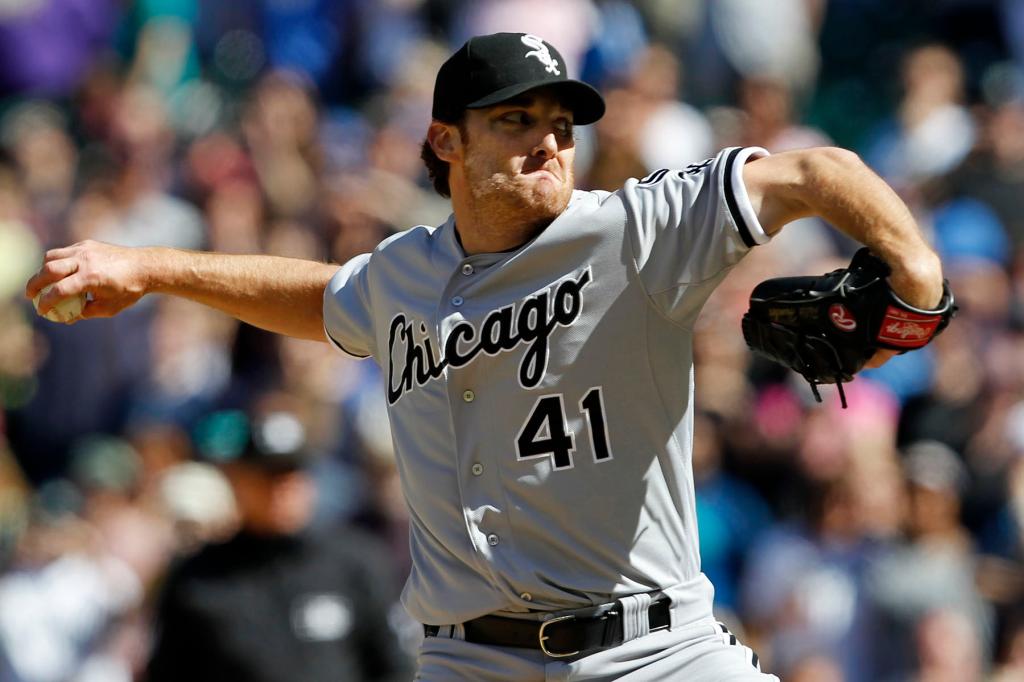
[147,409,413,682]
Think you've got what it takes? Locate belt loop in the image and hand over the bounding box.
[618,593,652,642]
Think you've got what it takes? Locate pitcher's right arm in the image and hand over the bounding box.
[25,240,339,342]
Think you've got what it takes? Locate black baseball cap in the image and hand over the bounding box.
[432,32,605,125]
[194,410,312,472]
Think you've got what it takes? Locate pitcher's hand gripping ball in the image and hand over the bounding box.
[33,285,87,323]
[742,248,956,406]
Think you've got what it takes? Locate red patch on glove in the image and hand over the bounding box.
[876,306,942,348]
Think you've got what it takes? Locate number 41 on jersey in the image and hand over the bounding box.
[516,387,613,470]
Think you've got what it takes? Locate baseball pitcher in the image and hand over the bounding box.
[27,33,948,681]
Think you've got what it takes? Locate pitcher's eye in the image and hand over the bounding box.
[500,112,530,126]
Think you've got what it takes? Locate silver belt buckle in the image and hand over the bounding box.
[538,614,579,658]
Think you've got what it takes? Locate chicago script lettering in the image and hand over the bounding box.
[387,268,592,404]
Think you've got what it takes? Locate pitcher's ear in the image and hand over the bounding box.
[427,121,461,163]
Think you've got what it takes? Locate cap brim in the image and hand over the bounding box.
[237,452,309,472]
[466,79,605,125]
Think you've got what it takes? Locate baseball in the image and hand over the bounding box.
[32,284,86,323]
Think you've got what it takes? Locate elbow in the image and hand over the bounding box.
[783,147,873,211]
[796,146,864,180]
[745,147,872,233]
[817,146,863,167]
[766,147,865,220]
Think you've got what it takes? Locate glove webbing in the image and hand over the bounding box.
[780,324,849,409]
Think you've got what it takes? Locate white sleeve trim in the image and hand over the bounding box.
[726,146,771,246]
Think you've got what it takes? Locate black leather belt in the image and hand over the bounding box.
[423,598,671,658]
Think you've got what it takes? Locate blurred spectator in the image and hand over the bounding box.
[796,379,901,485]
[692,411,773,615]
[868,441,993,679]
[898,322,987,456]
[914,608,985,682]
[578,0,649,88]
[630,44,713,172]
[0,102,77,239]
[453,0,596,76]
[147,409,413,682]
[0,445,29,568]
[349,0,429,94]
[6,302,155,484]
[993,608,1024,681]
[123,3,201,105]
[741,464,894,681]
[0,164,42,420]
[587,44,712,189]
[0,0,120,97]
[92,85,204,249]
[863,44,977,186]
[156,460,237,551]
[347,385,412,585]
[241,71,322,218]
[938,97,1024,254]
[125,297,234,427]
[0,433,172,682]
[688,0,823,104]
[975,432,1024,612]
[787,654,844,682]
[0,520,143,682]
[737,76,831,153]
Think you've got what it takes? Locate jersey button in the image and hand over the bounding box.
[463,390,475,402]
[486,533,500,546]
[452,296,464,307]
[471,463,484,476]
[520,592,532,602]
[461,264,474,276]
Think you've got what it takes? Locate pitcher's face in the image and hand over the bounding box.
[458,88,576,222]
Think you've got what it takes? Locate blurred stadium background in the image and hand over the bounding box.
[0,0,1023,680]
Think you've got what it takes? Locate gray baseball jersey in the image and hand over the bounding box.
[324,146,770,627]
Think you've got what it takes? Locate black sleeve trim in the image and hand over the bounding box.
[723,147,757,249]
[325,329,371,359]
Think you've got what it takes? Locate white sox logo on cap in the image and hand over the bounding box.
[521,34,560,75]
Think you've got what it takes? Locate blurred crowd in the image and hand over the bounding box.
[0,0,1023,680]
